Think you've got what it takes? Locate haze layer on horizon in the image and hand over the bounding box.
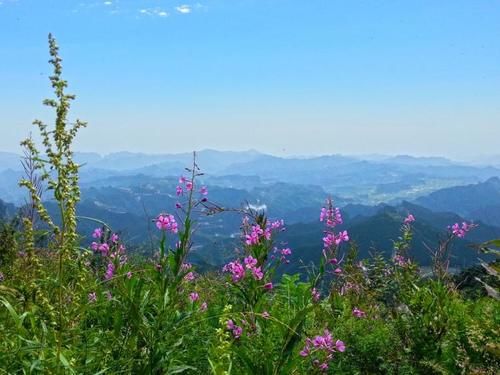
[1,0,499,160]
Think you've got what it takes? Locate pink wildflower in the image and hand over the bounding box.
[181,262,192,271]
[449,221,475,238]
[281,247,292,256]
[299,329,345,370]
[262,311,270,319]
[320,200,343,228]
[104,262,115,280]
[99,243,110,256]
[189,292,199,302]
[352,307,366,318]
[335,340,346,352]
[244,255,258,269]
[223,260,246,282]
[245,225,264,245]
[111,233,119,243]
[264,282,273,290]
[156,214,178,233]
[200,186,208,195]
[92,228,103,239]
[252,266,264,280]
[200,302,208,312]
[404,214,416,224]
[232,326,243,339]
[336,230,349,245]
[311,288,320,302]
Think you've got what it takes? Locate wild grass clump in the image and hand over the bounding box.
[0,35,499,374]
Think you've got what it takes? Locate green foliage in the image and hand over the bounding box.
[0,35,498,375]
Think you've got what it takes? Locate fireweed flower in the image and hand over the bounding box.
[111,233,119,243]
[264,282,273,290]
[336,230,349,244]
[320,200,343,228]
[92,228,103,239]
[299,330,345,372]
[200,186,208,195]
[181,263,193,271]
[262,311,270,319]
[156,214,178,233]
[200,302,208,312]
[223,260,246,282]
[185,181,193,191]
[352,307,366,318]
[99,243,110,256]
[227,320,243,339]
[104,262,115,280]
[126,271,132,279]
[184,272,195,282]
[269,219,285,230]
[252,266,264,280]
[281,248,292,256]
[243,255,258,269]
[394,254,410,267]
[449,222,475,238]
[311,288,321,302]
[189,292,199,302]
[245,225,264,245]
[404,214,416,224]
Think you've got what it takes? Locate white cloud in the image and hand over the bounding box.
[139,8,168,17]
[175,5,191,14]
[104,1,112,5]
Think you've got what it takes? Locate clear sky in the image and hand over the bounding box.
[1,0,499,159]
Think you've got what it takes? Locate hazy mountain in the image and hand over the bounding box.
[0,152,22,172]
[75,149,263,174]
[415,177,500,226]
[0,199,16,221]
[2,150,500,205]
[192,201,499,272]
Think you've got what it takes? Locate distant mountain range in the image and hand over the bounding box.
[1,150,500,205]
[416,177,500,227]
[1,150,499,272]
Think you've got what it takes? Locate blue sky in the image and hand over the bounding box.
[1,0,499,159]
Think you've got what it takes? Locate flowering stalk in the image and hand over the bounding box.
[431,221,477,280]
[18,34,87,366]
[310,198,349,299]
